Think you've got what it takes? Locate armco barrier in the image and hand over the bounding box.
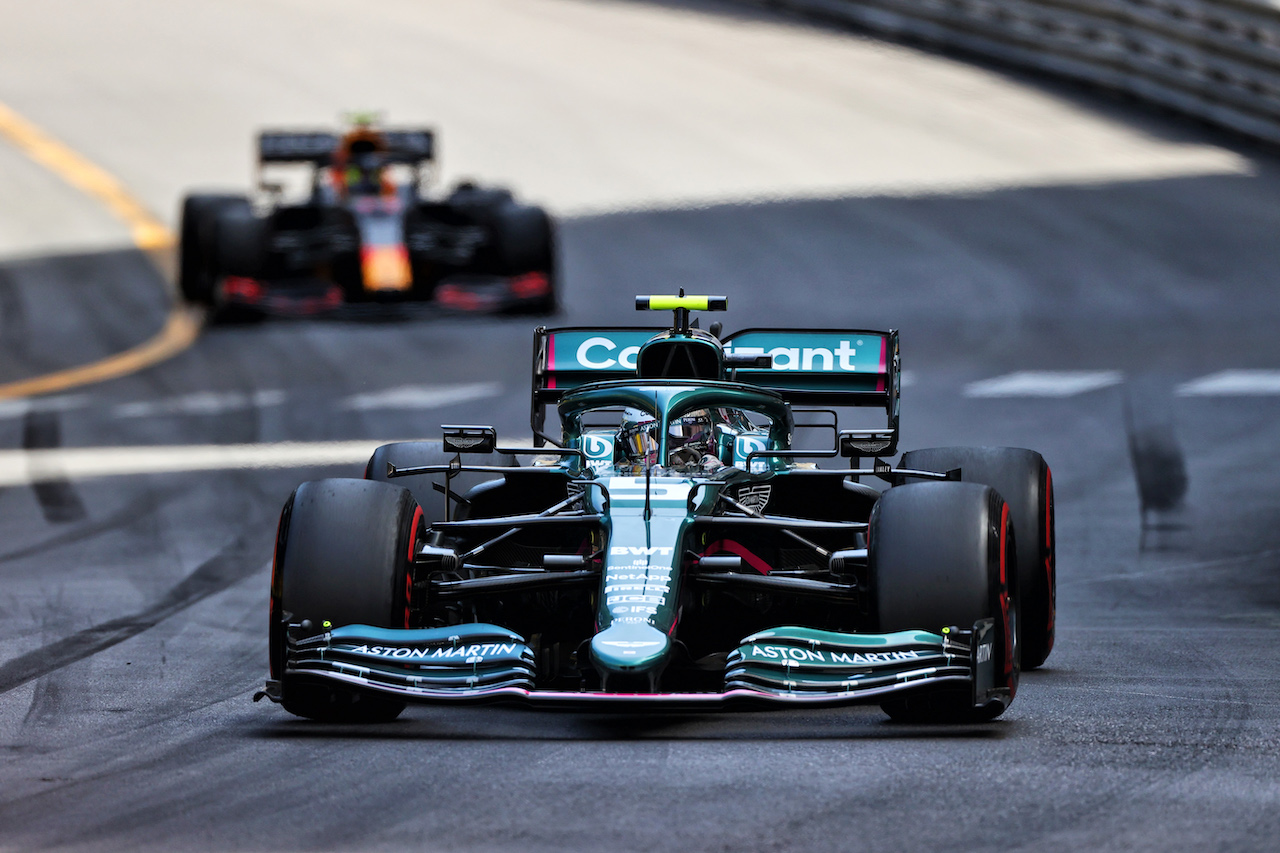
[743,0,1280,144]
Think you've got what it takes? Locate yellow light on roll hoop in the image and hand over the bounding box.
[636,295,727,311]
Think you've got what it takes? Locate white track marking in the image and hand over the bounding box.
[0,441,391,488]
[1177,370,1280,396]
[0,382,502,421]
[111,389,286,418]
[965,371,1123,398]
[339,382,501,411]
[0,394,88,419]
[0,436,546,487]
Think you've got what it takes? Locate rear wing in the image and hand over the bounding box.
[529,326,901,448]
[256,129,435,165]
[721,328,897,406]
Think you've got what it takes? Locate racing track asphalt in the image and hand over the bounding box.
[0,1,1278,850]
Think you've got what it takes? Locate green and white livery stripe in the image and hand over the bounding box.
[605,477,693,508]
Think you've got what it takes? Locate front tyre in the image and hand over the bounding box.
[270,479,421,723]
[493,205,557,315]
[901,446,1055,669]
[869,481,1019,723]
[178,193,249,305]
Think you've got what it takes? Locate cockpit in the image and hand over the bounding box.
[558,382,792,476]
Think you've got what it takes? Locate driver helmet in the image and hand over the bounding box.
[617,408,660,467]
[345,148,384,195]
[715,407,755,434]
[665,408,716,467]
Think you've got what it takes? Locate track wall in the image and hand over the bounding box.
[747,0,1280,143]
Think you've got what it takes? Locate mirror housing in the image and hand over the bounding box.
[839,429,898,458]
[441,425,497,454]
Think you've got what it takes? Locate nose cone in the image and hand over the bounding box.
[590,622,671,680]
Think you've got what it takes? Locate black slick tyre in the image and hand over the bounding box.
[493,205,557,315]
[213,206,267,279]
[270,478,421,723]
[178,194,250,305]
[492,204,552,273]
[900,446,1055,668]
[869,481,1019,723]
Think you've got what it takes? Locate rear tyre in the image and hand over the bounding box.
[270,479,420,723]
[869,481,1018,723]
[900,446,1055,668]
[178,193,249,305]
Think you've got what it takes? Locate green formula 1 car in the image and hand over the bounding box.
[256,295,1055,723]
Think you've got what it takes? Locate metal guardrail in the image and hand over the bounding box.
[746,0,1280,143]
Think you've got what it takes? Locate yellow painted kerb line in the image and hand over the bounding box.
[0,100,200,400]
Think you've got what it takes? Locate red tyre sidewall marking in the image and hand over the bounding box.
[269,505,288,680]
[404,505,424,628]
[1044,466,1056,648]
[999,501,1015,695]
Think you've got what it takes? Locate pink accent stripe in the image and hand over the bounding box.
[705,539,773,575]
[547,334,556,389]
[876,335,888,393]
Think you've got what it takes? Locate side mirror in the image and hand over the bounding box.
[839,430,898,458]
[441,425,497,454]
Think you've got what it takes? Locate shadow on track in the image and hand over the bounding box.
[245,709,1013,743]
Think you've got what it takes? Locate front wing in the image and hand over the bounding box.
[219,272,552,316]
[255,620,1003,711]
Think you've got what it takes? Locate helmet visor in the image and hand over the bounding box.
[620,420,660,465]
[666,411,713,466]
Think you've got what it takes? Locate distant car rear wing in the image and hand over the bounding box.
[529,326,901,449]
[256,129,436,165]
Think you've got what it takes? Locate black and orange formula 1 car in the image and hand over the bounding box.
[178,119,556,319]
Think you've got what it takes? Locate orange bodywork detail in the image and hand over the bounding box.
[362,245,413,291]
[330,123,396,199]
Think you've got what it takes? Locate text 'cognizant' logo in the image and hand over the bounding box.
[572,337,866,371]
[723,343,860,371]
[576,337,640,370]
